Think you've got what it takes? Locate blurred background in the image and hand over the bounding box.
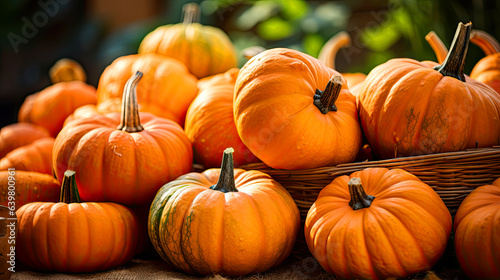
[0,0,499,128]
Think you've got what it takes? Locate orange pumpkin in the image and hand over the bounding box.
[96,53,198,126]
[305,168,452,279]
[0,123,50,158]
[359,22,500,159]
[16,170,138,273]
[454,178,500,279]
[18,81,97,137]
[470,30,500,94]
[318,31,367,88]
[0,170,60,209]
[0,137,54,175]
[139,3,237,79]
[54,72,193,206]
[185,68,259,168]
[234,48,361,170]
[148,148,300,276]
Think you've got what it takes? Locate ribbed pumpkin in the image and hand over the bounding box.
[149,148,300,276]
[234,48,361,170]
[138,3,237,79]
[185,68,259,168]
[96,53,198,126]
[18,59,96,137]
[0,123,50,158]
[454,178,500,279]
[470,30,500,94]
[359,22,500,159]
[0,170,60,209]
[305,168,452,279]
[0,137,54,175]
[54,72,192,206]
[318,31,367,88]
[16,170,138,273]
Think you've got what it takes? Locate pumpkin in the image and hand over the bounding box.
[16,170,138,273]
[18,81,97,137]
[0,137,54,175]
[149,148,300,276]
[96,53,198,126]
[234,48,362,170]
[54,71,193,206]
[358,22,500,159]
[0,123,50,158]
[318,31,367,88]
[454,178,500,279]
[49,58,87,83]
[469,30,500,94]
[185,68,259,168]
[305,167,452,279]
[138,3,237,79]
[0,170,60,209]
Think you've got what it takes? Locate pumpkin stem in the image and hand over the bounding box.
[425,31,448,64]
[210,148,238,193]
[470,29,500,56]
[318,31,351,69]
[117,71,144,133]
[60,170,81,204]
[314,75,343,114]
[49,58,87,83]
[433,22,472,82]
[348,177,375,210]
[182,3,200,24]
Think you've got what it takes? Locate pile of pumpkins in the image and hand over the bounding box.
[0,3,499,279]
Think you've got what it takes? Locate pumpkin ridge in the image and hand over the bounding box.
[377,201,430,267]
[370,206,410,277]
[359,209,378,279]
[239,191,267,273]
[97,205,120,270]
[179,192,203,274]
[363,209,402,279]
[77,203,92,270]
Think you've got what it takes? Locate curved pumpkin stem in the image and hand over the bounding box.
[182,2,200,24]
[348,177,375,210]
[434,22,471,82]
[425,31,448,64]
[60,170,81,203]
[49,58,87,83]
[314,75,343,114]
[211,148,238,193]
[470,29,500,56]
[318,31,351,69]
[242,46,266,60]
[117,71,144,133]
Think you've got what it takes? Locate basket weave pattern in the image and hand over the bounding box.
[243,146,500,219]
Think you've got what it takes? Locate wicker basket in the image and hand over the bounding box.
[242,146,500,220]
